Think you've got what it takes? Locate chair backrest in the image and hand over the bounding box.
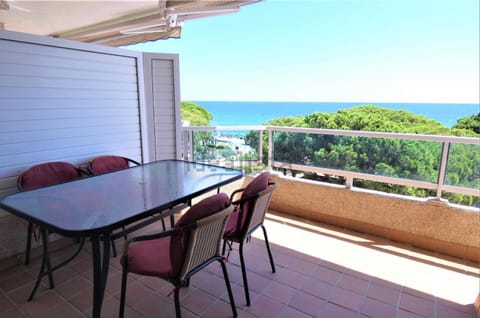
[243,181,277,236]
[18,161,84,190]
[170,192,231,280]
[179,205,233,281]
[87,155,140,175]
[230,171,276,237]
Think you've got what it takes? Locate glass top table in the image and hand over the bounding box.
[0,159,243,318]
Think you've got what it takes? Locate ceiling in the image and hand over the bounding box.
[0,0,261,46]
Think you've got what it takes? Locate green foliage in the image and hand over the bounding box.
[304,105,449,133]
[180,101,215,161]
[181,101,213,126]
[452,113,480,135]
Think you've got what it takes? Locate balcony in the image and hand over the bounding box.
[0,123,478,317]
[0,204,478,317]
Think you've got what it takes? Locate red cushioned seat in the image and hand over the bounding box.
[125,193,231,280]
[17,161,87,300]
[119,193,237,318]
[222,171,277,306]
[19,161,83,190]
[87,155,141,257]
[87,155,140,175]
[224,171,270,238]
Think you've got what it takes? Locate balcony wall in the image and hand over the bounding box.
[267,172,480,263]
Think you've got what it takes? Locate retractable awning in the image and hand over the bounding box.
[0,0,261,46]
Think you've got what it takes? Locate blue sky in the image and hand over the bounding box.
[125,0,479,103]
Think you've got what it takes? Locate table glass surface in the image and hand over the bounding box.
[0,160,242,234]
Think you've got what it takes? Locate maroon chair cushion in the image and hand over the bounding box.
[19,162,82,190]
[242,171,270,198]
[175,193,231,227]
[169,193,231,278]
[224,171,270,238]
[89,156,130,174]
[124,235,173,278]
[223,206,240,236]
[125,193,230,281]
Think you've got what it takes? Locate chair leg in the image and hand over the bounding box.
[110,227,126,258]
[25,222,33,265]
[261,225,276,273]
[45,242,54,289]
[221,239,227,256]
[119,261,128,318]
[161,217,166,231]
[111,239,117,258]
[219,259,238,317]
[173,287,182,318]
[238,241,251,306]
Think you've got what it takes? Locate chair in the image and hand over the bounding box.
[119,193,237,318]
[223,171,278,306]
[87,155,141,256]
[17,161,88,301]
[87,155,140,175]
[17,161,87,266]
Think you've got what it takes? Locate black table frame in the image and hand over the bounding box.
[0,160,243,318]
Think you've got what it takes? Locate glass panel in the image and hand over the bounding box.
[273,132,442,182]
[446,143,480,188]
[192,130,260,164]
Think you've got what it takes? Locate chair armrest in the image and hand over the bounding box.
[230,188,246,202]
[231,192,260,206]
[122,228,178,256]
[127,158,141,166]
[121,222,198,256]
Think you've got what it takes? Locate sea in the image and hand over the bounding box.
[192,101,479,128]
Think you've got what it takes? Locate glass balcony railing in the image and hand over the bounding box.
[272,133,442,183]
[182,125,480,206]
[446,143,480,189]
[182,126,264,173]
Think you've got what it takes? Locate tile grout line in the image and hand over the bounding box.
[394,285,406,318]
[355,278,373,318]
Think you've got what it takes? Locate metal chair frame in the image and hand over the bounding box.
[120,205,237,318]
[17,161,88,300]
[223,181,278,306]
[86,155,142,256]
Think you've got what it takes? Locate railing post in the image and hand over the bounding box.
[182,130,194,161]
[345,176,353,189]
[268,129,273,170]
[436,141,450,200]
[258,130,263,168]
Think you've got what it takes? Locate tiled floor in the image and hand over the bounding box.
[0,211,478,318]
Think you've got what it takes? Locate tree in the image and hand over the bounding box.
[181,101,213,126]
[180,101,214,160]
[452,113,480,135]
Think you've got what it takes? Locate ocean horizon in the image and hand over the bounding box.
[192,101,479,128]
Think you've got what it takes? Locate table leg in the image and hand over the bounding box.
[27,229,86,302]
[90,233,111,318]
[28,227,54,301]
